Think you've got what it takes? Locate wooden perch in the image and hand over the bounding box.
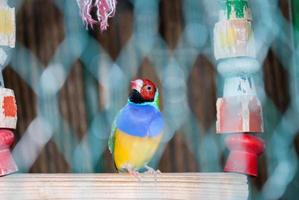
[0,173,248,199]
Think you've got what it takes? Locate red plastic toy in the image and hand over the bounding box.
[224,134,265,176]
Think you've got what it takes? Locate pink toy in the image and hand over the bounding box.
[77,0,117,31]
[0,88,18,176]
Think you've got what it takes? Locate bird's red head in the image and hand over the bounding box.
[130,79,157,103]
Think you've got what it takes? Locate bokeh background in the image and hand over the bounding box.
[2,0,299,199]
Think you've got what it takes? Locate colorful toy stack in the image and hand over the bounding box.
[0,0,18,176]
[214,0,265,176]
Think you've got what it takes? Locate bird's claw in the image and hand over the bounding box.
[144,165,161,182]
[122,164,141,181]
[144,165,161,174]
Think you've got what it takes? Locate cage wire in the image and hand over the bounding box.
[0,0,298,199]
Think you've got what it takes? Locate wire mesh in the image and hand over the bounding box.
[0,0,298,199]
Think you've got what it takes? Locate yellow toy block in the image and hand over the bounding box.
[0,5,15,48]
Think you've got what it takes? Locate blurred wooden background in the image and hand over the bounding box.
[2,0,298,197]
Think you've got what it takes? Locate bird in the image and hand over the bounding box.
[108,78,163,174]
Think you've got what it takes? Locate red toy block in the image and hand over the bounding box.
[224,133,265,176]
[0,129,17,176]
[0,88,18,129]
[216,96,263,133]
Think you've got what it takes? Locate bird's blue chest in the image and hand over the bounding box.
[116,104,163,137]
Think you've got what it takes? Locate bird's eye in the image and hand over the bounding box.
[146,86,152,91]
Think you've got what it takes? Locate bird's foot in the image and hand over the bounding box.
[144,165,161,174]
[128,168,140,180]
[122,164,141,181]
[144,165,161,182]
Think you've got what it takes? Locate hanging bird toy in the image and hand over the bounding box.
[0,0,18,176]
[76,0,117,31]
[214,0,265,177]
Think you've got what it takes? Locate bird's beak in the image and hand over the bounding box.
[131,79,143,93]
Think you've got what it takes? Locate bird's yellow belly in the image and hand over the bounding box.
[113,129,162,170]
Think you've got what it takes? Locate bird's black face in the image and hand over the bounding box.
[129,89,147,104]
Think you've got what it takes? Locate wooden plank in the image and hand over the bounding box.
[0,173,248,200]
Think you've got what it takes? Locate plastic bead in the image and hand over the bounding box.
[0,129,17,176]
[224,134,265,176]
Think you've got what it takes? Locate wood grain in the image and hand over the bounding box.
[0,173,248,200]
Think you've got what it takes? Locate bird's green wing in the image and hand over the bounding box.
[108,117,117,154]
[108,109,122,154]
